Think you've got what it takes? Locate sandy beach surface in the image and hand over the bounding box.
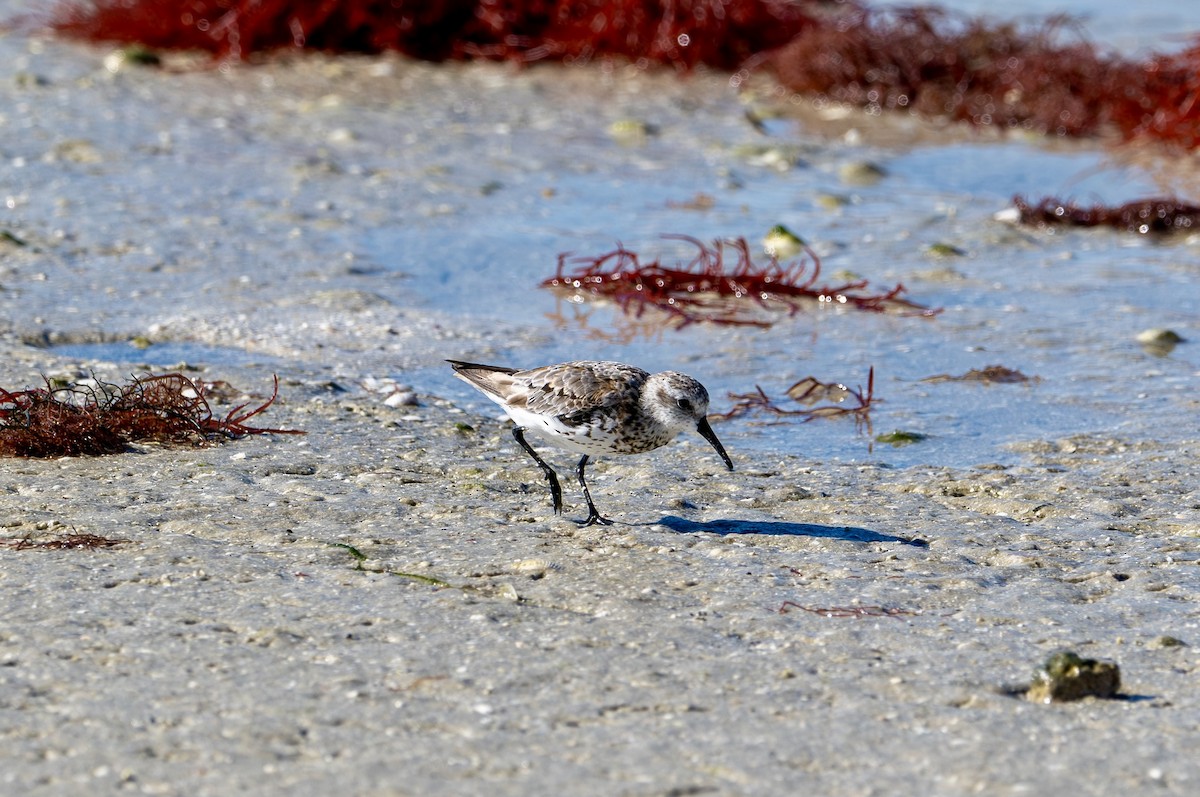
[2,5,1199,796]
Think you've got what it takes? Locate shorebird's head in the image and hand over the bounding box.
[648,372,734,471]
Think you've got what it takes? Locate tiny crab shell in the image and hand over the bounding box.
[513,558,556,578]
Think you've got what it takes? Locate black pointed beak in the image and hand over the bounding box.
[697,417,733,471]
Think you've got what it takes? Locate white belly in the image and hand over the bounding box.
[503,405,627,455]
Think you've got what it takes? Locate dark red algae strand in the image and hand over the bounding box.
[710,367,876,426]
[1011,196,1200,234]
[0,373,302,458]
[542,236,938,330]
[45,0,822,68]
[3,533,131,550]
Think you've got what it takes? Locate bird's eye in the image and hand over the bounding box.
[677,398,693,413]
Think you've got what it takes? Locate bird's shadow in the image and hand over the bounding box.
[653,515,928,547]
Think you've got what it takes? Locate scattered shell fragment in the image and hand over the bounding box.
[361,377,419,407]
[1026,651,1121,703]
[495,582,520,602]
[384,390,418,408]
[513,558,553,579]
[993,206,1022,224]
[733,143,803,171]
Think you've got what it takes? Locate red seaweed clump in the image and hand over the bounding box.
[1116,40,1200,149]
[0,373,301,457]
[765,6,1118,137]
[542,235,937,331]
[765,5,1200,147]
[38,2,1200,149]
[45,0,820,68]
[1010,195,1200,234]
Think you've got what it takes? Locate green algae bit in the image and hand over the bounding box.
[104,45,162,73]
[763,224,806,259]
[926,242,966,257]
[875,430,928,447]
[1026,651,1121,703]
[330,542,367,567]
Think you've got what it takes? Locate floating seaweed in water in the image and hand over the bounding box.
[875,429,927,447]
[710,367,876,429]
[1007,196,1200,235]
[0,373,302,458]
[921,365,1039,385]
[542,236,936,331]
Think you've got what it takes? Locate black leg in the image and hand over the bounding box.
[576,455,613,526]
[512,427,562,514]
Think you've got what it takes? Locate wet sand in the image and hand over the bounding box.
[2,10,1199,797]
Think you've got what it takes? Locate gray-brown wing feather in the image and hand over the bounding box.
[518,362,648,416]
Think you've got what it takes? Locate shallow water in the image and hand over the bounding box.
[373,104,1196,470]
[3,0,1196,474]
[51,341,281,370]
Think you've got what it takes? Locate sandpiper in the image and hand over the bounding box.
[448,359,733,525]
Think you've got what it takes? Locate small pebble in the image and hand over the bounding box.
[839,161,886,185]
[1137,328,1184,356]
[1147,635,1186,650]
[1026,651,1120,703]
